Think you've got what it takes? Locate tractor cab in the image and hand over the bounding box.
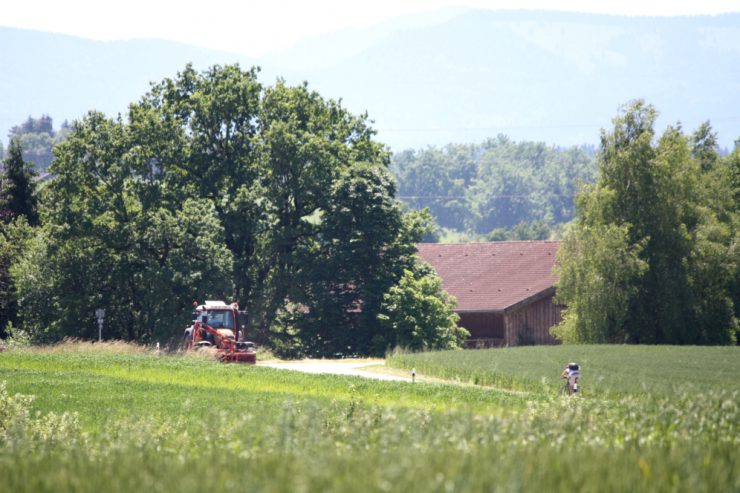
[192,302,236,343]
[192,300,239,338]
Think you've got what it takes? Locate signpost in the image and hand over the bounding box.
[95,308,105,342]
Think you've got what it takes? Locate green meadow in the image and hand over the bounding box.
[1,343,738,492]
[387,345,740,397]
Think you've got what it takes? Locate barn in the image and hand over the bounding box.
[416,241,563,347]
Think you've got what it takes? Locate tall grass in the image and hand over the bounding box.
[1,380,737,492]
[21,338,152,355]
[1,344,738,492]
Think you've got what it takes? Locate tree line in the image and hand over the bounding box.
[0,64,465,356]
[391,137,597,240]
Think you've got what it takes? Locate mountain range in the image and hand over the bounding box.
[1,9,739,151]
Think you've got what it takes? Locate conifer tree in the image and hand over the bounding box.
[1,138,38,226]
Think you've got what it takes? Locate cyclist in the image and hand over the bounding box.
[560,362,580,394]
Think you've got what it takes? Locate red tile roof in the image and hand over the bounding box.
[416,241,561,312]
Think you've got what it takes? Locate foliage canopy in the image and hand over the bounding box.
[554,101,738,344]
[11,65,451,354]
[378,259,467,351]
[392,137,596,237]
[0,139,39,335]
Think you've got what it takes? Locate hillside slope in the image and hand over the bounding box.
[292,11,740,149]
[1,10,739,150]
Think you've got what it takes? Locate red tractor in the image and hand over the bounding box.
[183,300,257,364]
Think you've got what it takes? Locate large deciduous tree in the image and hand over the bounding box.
[16,112,234,342]
[554,101,737,344]
[13,65,439,353]
[292,164,430,355]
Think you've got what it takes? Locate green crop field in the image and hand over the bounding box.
[387,345,740,398]
[1,342,738,492]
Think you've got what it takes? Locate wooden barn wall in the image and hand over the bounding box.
[457,312,504,347]
[503,296,562,346]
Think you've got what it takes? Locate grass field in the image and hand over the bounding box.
[387,345,740,397]
[1,342,738,492]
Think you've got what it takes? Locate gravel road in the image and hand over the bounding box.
[261,360,410,382]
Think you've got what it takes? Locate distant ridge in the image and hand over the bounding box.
[1,10,739,150]
[0,27,258,140]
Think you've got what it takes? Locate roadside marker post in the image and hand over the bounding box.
[95,308,105,342]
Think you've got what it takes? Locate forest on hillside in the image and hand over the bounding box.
[392,138,596,240]
[0,115,70,171]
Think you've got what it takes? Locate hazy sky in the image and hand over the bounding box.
[4,0,740,56]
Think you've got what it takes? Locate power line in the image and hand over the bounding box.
[398,193,576,200]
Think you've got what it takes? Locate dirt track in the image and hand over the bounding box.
[261,359,411,382]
